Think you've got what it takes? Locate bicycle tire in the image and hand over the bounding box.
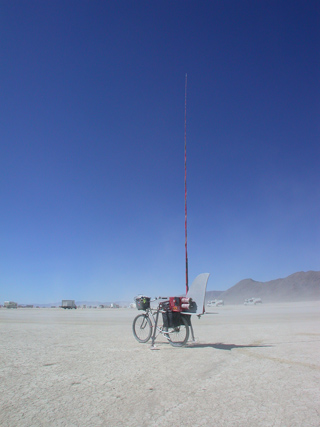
[132,314,152,343]
[167,315,189,347]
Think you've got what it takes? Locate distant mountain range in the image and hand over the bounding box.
[206,270,320,304]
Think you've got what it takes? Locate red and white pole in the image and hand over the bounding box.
[184,73,189,294]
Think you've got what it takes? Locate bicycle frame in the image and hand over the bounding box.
[144,307,164,342]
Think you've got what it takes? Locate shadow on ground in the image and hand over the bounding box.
[186,342,273,350]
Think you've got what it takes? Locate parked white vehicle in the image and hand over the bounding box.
[244,298,262,305]
[207,299,224,307]
[61,300,77,309]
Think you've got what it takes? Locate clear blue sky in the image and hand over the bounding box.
[1,1,319,303]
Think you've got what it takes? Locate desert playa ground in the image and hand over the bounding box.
[1,301,319,427]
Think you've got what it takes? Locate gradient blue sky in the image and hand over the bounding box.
[1,1,319,303]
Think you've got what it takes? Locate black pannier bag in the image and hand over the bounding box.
[161,301,187,328]
[161,301,172,328]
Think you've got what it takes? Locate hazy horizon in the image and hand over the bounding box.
[3,269,319,305]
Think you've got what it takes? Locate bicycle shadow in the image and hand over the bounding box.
[185,342,273,350]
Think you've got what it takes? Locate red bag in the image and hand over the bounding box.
[169,297,182,312]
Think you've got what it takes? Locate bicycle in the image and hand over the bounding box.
[132,296,191,348]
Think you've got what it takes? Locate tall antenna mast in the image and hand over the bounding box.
[184,73,188,294]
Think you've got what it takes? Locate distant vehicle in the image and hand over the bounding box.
[207,299,224,307]
[61,300,77,309]
[4,301,18,309]
[244,298,262,305]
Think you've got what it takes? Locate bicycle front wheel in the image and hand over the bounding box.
[132,314,152,343]
[168,315,189,347]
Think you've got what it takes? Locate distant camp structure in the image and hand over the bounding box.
[60,300,77,309]
[4,301,18,309]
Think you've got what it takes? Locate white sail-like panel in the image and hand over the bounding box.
[185,273,210,315]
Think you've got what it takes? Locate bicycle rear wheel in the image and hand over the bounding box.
[132,314,152,343]
[168,315,189,347]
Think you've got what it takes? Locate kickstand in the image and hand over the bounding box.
[150,344,159,350]
[189,320,196,342]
